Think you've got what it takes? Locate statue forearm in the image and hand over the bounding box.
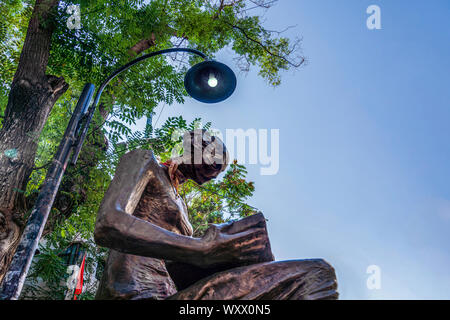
[94,206,274,269]
[94,206,208,265]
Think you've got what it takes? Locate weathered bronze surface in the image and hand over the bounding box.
[94,145,338,300]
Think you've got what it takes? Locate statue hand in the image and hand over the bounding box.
[200,213,274,268]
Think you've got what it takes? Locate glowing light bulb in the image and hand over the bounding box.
[207,73,218,87]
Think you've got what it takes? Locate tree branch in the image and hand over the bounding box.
[225,21,305,68]
[128,33,157,56]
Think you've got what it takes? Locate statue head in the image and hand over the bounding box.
[171,129,229,185]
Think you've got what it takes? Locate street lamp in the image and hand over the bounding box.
[0,48,237,300]
[184,60,237,103]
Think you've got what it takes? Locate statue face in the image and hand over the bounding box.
[182,162,223,184]
[175,129,228,185]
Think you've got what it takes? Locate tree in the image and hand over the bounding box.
[0,0,305,284]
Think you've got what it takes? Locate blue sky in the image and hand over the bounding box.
[135,0,450,299]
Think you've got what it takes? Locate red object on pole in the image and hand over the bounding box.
[73,254,86,300]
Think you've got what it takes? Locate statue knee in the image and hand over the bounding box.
[290,258,338,300]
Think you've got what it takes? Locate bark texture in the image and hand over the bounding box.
[0,0,67,283]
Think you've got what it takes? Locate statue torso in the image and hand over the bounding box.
[96,159,192,300]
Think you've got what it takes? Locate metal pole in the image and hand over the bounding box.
[145,112,153,138]
[0,48,207,300]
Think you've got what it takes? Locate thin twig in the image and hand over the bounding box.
[225,21,305,68]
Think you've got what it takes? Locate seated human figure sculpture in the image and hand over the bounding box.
[94,129,338,300]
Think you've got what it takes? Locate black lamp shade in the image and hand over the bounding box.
[184,60,237,103]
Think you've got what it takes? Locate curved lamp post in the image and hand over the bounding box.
[0,48,237,300]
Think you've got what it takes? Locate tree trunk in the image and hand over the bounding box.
[0,0,67,283]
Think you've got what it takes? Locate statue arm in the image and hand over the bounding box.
[94,149,207,265]
[94,149,274,268]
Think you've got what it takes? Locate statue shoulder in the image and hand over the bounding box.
[103,149,162,215]
[118,148,158,167]
[115,148,173,194]
[114,149,161,179]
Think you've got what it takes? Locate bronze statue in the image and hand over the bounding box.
[94,130,338,300]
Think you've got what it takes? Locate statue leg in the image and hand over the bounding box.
[167,259,338,300]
